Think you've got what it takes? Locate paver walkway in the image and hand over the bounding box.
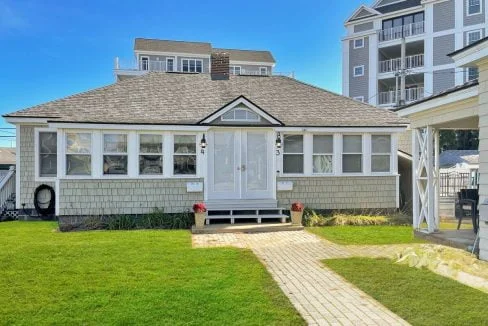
[193,231,412,326]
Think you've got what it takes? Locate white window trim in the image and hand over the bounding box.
[312,134,334,175]
[259,67,268,75]
[341,134,364,175]
[371,134,393,174]
[466,0,482,16]
[140,56,149,71]
[166,57,175,72]
[102,132,130,177]
[65,132,93,177]
[220,107,261,122]
[181,58,203,73]
[172,133,198,177]
[353,65,364,77]
[230,65,241,75]
[466,29,482,46]
[282,133,305,175]
[35,128,58,182]
[138,133,164,177]
[353,37,364,49]
[353,96,365,102]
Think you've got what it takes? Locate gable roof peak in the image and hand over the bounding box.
[346,5,380,23]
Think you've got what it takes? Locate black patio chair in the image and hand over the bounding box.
[455,189,479,233]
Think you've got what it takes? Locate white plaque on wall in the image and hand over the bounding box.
[187,182,203,193]
[277,181,293,191]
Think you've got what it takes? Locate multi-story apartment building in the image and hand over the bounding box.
[343,0,487,108]
[114,38,276,81]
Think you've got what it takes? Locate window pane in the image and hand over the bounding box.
[39,132,57,154]
[284,135,303,153]
[183,60,189,72]
[283,154,304,173]
[313,155,333,174]
[313,135,333,153]
[189,60,196,72]
[222,110,234,120]
[343,135,362,153]
[167,59,174,71]
[104,134,127,153]
[174,135,196,154]
[66,133,91,154]
[235,67,241,74]
[246,111,259,121]
[196,61,202,72]
[140,135,162,153]
[174,155,196,175]
[103,155,128,175]
[139,155,163,175]
[67,155,91,175]
[372,155,391,172]
[372,135,391,153]
[40,154,57,177]
[468,67,479,81]
[343,154,362,173]
[414,12,424,22]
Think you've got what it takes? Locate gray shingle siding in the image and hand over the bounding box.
[354,22,374,33]
[433,34,455,66]
[464,0,486,26]
[433,68,456,95]
[349,37,369,99]
[433,0,455,32]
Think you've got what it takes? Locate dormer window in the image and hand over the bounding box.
[221,106,261,122]
[140,57,149,71]
[260,67,268,76]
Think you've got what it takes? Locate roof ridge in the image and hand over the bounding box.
[212,47,272,53]
[135,37,211,45]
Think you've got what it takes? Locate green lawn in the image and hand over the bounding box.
[324,258,488,326]
[307,225,425,245]
[0,222,304,325]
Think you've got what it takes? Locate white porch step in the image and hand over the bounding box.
[205,199,278,210]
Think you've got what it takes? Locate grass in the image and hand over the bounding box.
[324,258,488,326]
[0,222,304,325]
[307,225,425,245]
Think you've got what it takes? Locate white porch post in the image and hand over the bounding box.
[434,128,440,231]
[412,128,420,228]
[426,125,435,233]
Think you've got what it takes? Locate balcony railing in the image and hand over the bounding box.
[378,86,424,105]
[379,54,424,73]
[378,21,425,42]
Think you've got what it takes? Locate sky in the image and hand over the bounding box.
[0,0,365,146]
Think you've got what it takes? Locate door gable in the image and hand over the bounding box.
[199,95,284,126]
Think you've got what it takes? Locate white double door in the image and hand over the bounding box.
[208,129,274,200]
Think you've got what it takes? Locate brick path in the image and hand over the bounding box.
[193,231,412,325]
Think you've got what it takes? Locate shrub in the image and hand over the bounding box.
[107,215,136,230]
[138,208,166,229]
[302,208,411,227]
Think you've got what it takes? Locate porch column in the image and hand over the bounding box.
[412,128,420,228]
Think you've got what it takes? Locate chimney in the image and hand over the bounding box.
[211,52,230,80]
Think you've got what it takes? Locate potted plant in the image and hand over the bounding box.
[290,202,304,225]
[193,203,207,229]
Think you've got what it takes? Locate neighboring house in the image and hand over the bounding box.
[439,149,479,171]
[343,0,487,108]
[3,52,407,219]
[395,36,488,259]
[114,38,277,81]
[0,147,15,170]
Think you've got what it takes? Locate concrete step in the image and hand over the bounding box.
[206,214,288,224]
[192,222,303,234]
[205,199,278,210]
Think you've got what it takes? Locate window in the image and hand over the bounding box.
[468,67,479,81]
[382,12,424,29]
[230,66,241,75]
[221,106,260,122]
[342,135,362,173]
[353,38,364,49]
[182,59,203,73]
[467,30,482,45]
[103,134,128,175]
[166,58,174,72]
[467,0,481,15]
[39,132,57,177]
[313,135,333,174]
[174,135,196,175]
[353,65,364,77]
[353,96,365,102]
[283,135,304,174]
[140,57,149,71]
[371,135,391,172]
[260,67,268,75]
[139,135,163,175]
[66,133,91,176]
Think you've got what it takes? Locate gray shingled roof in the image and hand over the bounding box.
[439,150,479,168]
[212,48,275,63]
[0,147,15,165]
[134,38,212,54]
[4,73,407,127]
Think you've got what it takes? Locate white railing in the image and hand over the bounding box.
[378,21,425,42]
[378,87,424,105]
[0,166,15,211]
[379,54,424,73]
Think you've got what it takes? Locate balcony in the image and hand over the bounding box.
[378,21,425,42]
[379,54,424,73]
[378,87,424,106]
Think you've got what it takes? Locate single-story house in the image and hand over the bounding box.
[3,53,407,220]
[0,147,16,170]
[439,150,479,172]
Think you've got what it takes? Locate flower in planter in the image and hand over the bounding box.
[193,203,207,213]
[291,202,304,212]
